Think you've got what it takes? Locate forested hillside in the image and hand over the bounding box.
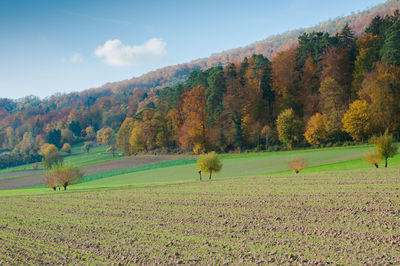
[1,3,400,168]
[99,0,400,93]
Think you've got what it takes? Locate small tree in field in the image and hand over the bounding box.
[288,158,307,174]
[44,164,83,190]
[197,152,222,180]
[364,151,382,168]
[61,143,72,154]
[82,141,94,153]
[370,130,398,168]
[43,172,58,191]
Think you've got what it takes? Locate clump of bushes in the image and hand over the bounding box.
[288,158,307,174]
[43,164,83,191]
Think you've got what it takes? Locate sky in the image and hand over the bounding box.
[0,0,387,99]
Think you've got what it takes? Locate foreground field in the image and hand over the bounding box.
[1,168,400,264]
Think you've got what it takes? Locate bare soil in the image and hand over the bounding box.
[0,169,399,264]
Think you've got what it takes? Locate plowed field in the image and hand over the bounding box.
[1,168,399,264]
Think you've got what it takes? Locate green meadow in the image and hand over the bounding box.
[2,144,398,195]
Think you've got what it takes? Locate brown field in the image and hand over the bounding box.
[1,168,400,264]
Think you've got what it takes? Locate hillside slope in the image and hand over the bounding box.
[98,0,400,94]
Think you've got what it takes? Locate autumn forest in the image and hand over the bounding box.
[1,11,400,168]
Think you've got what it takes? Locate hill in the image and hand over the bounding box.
[98,0,400,94]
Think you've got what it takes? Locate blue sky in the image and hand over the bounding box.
[0,0,386,99]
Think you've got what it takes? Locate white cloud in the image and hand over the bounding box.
[70,52,82,63]
[94,38,167,67]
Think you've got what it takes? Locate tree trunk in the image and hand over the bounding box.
[209,170,212,180]
[374,163,378,168]
[198,170,202,181]
[385,158,388,168]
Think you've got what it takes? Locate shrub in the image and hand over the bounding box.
[43,164,83,190]
[61,143,72,154]
[196,151,222,180]
[43,171,59,190]
[364,151,382,168]
[288,158,307,174]
[370,130,398,168]
[32,162,39,170]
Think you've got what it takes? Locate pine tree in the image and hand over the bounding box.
[381,21,400,65]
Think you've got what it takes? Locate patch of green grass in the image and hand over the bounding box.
[73,145,376,189]
[2,144,399,195]
[0,143,123,176]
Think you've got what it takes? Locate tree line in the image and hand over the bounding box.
[1,11,400,167]
[115,12,400,154]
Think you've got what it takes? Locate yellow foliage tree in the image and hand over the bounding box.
[85,126,95,140]
[342,100,371,141]
[116,118,135,156]
[61,143,71,154]
[304,113,327,146]
[196,151,222,180]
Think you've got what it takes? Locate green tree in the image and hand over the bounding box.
[196,152,222,180]
[81,141,94,153]
[276,108,303,148]
[43,144,63,169]
[206,66,226,125]
[370,130,398,168]
[232,112,244,150]
[68,120,81,137]
[47,129,62,149]
[381,21,400,65]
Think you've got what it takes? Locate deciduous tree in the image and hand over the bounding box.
[370,130,398,168]
[276,108,303,148]
[116,118,134,156]
[342,100,371,141]
[196,151,222,180]
[304,113,327,146]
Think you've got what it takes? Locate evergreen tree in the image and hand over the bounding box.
[381,21,400,65]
